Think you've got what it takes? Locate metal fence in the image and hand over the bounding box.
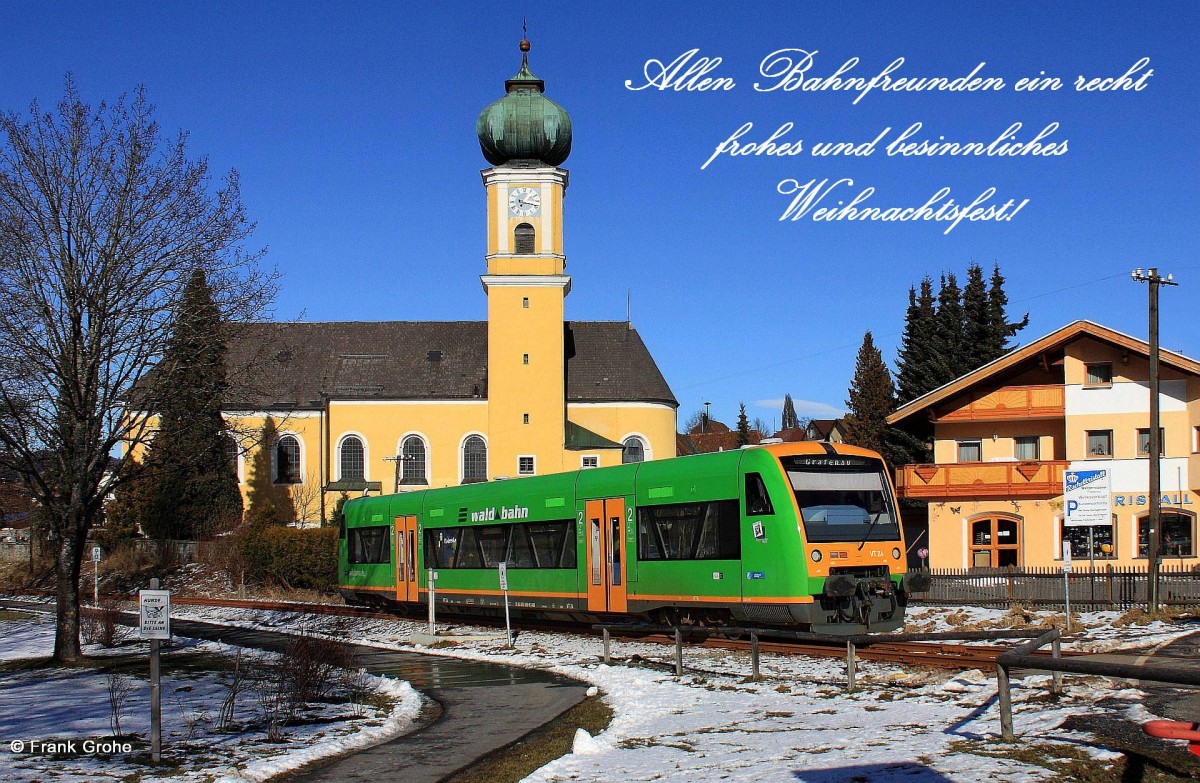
[910,565,1200,609]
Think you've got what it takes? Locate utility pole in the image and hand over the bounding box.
[1131,267,1177,613]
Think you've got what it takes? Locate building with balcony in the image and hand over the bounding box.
[889,321,1199,570]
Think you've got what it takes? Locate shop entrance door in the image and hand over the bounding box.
[585,498,628,613]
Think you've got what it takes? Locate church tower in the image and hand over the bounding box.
[477,38,573,478]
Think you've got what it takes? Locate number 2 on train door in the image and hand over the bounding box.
[585,498,627,613]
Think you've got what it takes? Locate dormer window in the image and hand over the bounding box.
[514,222,535,254]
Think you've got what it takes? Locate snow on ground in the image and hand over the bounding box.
[0,609,423,783]
[157,601,1199,782]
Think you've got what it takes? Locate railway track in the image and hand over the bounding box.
[162,594,1073,671]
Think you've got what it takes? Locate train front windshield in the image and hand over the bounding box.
[781,457,901,544]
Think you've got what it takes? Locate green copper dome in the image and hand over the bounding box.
[477,41,572,167]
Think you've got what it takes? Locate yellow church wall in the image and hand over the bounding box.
[567,403,677,467]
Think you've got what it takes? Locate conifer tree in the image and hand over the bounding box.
[136,270,242,539]
[736,403,752,446]
[985,263,1029,362]
[245,417,296,527]
[844,333,894,458]
[895,277,937,404]
[781,394,799,430]
[931,272,967,388]
[962,262,991,370]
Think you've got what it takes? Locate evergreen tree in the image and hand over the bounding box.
[895,277,937,404]
[931,272,967,387]
[781,394,799,430]
[736,403,752,446]
[244,417,296,527]
[844,332,894,458]
[962,262,991,370]
[136,270,242,539]
[985,263,1029,362]
[846,332,927,467]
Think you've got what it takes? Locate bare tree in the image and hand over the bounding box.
[0,78,275,662]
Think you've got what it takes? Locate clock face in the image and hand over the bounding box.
[508,187,541,217]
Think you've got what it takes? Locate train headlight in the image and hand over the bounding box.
[810,549,822,563]
[892,548,902,560]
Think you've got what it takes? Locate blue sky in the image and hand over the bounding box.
[2,2,1196,427]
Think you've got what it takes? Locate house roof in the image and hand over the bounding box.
[222,320,677,410]
[806,419,844,439]
[888,320,1200,425]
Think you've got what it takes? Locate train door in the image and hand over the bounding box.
[585,498,628,613]
[394,516,419,603]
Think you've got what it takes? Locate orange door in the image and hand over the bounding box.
[584,498,628,613]
[394,516,419,603]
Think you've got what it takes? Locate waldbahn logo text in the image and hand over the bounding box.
[471,505,530,522]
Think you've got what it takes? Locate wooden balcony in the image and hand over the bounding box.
[895,460,1069,500]
[933,384,1064,422]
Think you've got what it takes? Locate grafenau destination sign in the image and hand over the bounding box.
[1064,466,1113,527]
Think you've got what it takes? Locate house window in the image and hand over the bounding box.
[1086,430,1112,457]
[1014,436,1040,461]
[522,297,529,308]
[223,435,241,481]
[400,436,427,486]
[1138,512,1196,558]
[969,517,1021,568]
[1060,517,1116,559]
[518,456,535,476]
[581,455,599,469]
[1084,362,1113,387]
[1136,428,1165,457]
[622,436,646,464]
[522,353,529,365]
[957,440,982,463]
[339,435,365,480]
[522,413,529,424]
[275,435,301,484]
[462,435,487,484]
[514,222,535,254]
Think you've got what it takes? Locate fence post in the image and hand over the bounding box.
[846,640,857,693]
[750,633,761,681]
[997,664,1014,741]
[674,627,683,676]
[1106,564,1113,607]
[602,627,611,664]
[1051,636,1063,695]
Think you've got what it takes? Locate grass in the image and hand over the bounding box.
[445,694,613,783]
[950,738,1200,782]
[0,609,33,621]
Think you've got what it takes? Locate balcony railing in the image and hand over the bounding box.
[895,460,1069,500]
[933,384,1064,422]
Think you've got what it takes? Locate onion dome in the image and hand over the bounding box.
[477,39,572,167]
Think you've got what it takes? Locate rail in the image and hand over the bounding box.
[595,623,1056,691]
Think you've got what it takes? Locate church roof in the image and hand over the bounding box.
[223,320,676,410]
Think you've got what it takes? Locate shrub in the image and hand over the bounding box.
[241,526,338,591]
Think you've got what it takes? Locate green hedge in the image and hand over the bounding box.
[241,526,339,591]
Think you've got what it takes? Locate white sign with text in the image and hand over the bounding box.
[1064,465,1112,527]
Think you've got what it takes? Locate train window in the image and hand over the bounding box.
[637,500,740,561]
[506,526,537,567]
[745,473,775,516]
[528,521,576,568]
[347,526,390,564]
[478,525,509,567]
[424,529,458,569]
[454,527,484,568]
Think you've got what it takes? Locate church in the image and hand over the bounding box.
[220,39,677,519]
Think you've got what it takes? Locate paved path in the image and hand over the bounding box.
[1,600,587,782]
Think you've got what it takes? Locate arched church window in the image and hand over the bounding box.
[462,435,487,484]
[339,435,365,481]
[400,436,428,486]
[622,436,646,464]
[275,435,302,484]
[514,222,535,254]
